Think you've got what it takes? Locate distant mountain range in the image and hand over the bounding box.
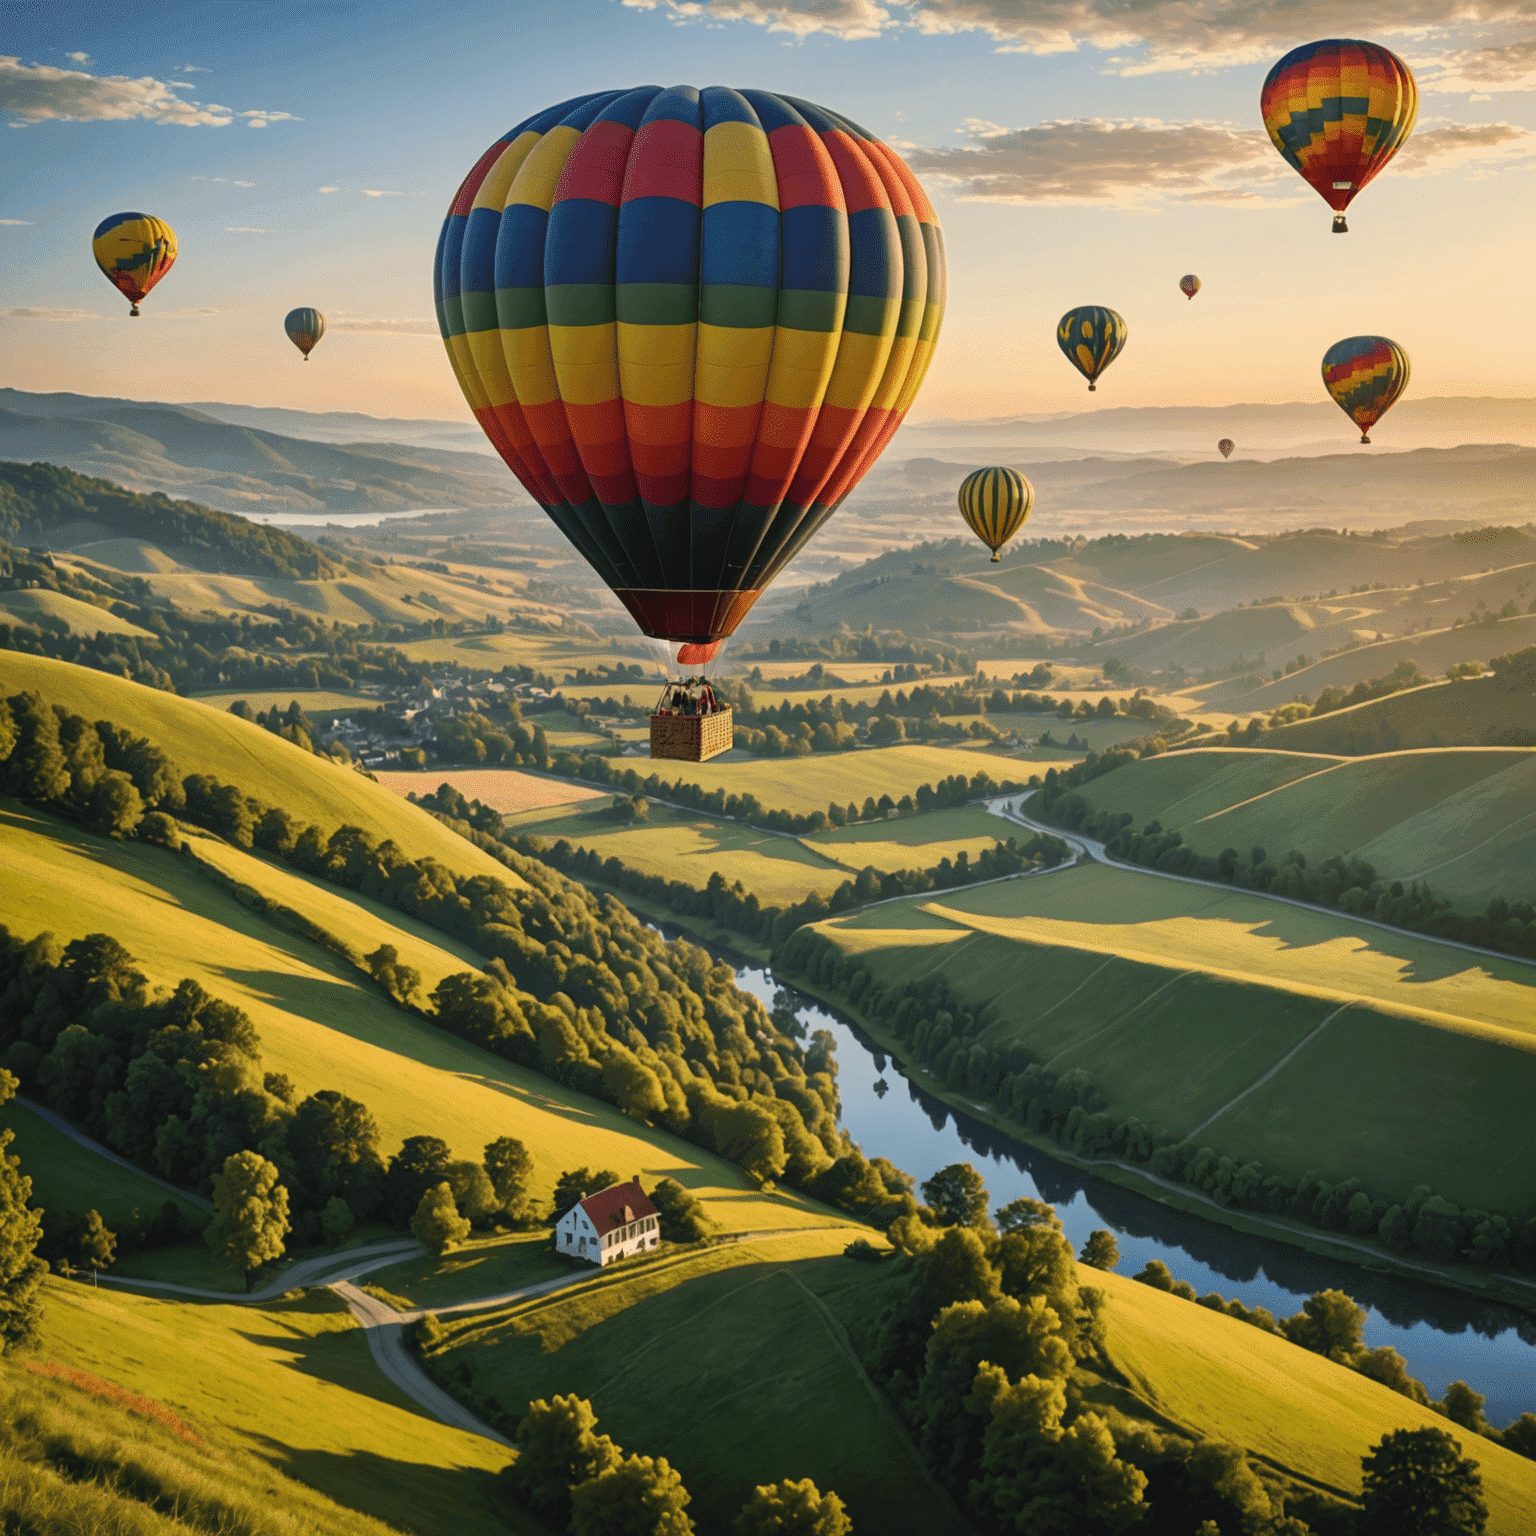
[0,389,519,517]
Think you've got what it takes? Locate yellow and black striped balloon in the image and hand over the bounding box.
[958,466,1033,562]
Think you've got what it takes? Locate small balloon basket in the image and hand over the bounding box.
[650,678,733,762]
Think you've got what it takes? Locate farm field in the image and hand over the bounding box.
[0,800,840,1240]
[0,652,519,884]
[813,862,1536,1208]
[433,1230,965,1536]
[28,1279,532,1536]
[376,765,608,814]
[1093,1268,1536,1533]
[1267,675,1536,753]
[802,804,1012,873]
[1063,744,1536,905]
[192,686,371,714]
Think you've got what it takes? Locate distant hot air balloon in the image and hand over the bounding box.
[1322,336,1409,443]
[1056,306,1126,392]
[285,307,326,361]
[436,85,946,645]
[1261,40,1417,233]
[92,213,176,316]
[1218,439,1235,459]
[1179,275,1201,301]
[958,466,1033,562]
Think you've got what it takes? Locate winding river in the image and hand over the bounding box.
[724,961,1536,1426]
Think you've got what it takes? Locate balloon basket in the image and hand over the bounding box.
[650,706,733,763]
[1332,214,1348,234]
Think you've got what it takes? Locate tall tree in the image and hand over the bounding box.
[1283,1288,1367,1363]
[1078,1230,1119,1271]
[1,1068,48,1355]
[411,1183,470,1255]
[385,1135,453,1224]
[922,1163,991,1229]
[205,1151,290,1291]
[504,1395,621,1526]
[1360,1428,1488,1536]
[483,1136,533,1221]
[734,1478,851,1536]
[569,1453,694,1536]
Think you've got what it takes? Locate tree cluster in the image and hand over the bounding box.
[780,933,1536,1276]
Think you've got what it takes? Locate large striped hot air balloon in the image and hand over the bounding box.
[958,466,1033,562]
[1056,306,1126,392]
[1322,336,1409,443]
[436,86,947,644]
[92,213,176,316]
[1261,40,1417,233]
[285,307,326,361]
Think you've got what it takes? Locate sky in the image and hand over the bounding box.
[3,0,1534,426]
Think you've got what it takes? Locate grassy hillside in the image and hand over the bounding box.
[1062,745,1536,906]
[811,861,1536,1210]
[0,651,520,883]
[0,800,835,1244]
[1268,675,1536,753]
[1093,1268,1536,1532]
[0,586,156,637]
[17,1278,532,1535]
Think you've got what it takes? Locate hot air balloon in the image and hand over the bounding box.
[92,213,176,316]
[1322,336,1409,443]
[1179,275,1201,301]
[285,307,326,361]
[1056,306,1126,392]
[1261,40,1417,233]
[435,85,946,648]
[958,466,1033,562]
[1218,439,1235,459]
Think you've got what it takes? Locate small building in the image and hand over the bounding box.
[554,1177,661,1267]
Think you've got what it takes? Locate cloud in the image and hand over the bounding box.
[149,306,224,317]
[178,64,211,73]
[0,56,298,127]
[327,317,438,336]
[1414,39,1536,94]
[225,225,269,232]
[318,185,340,193]
[192,175,256,186]
[361,188,404,197]
[3,306,100,320]
[904,113,1536,206]
[65,51,90,64]
[0,217,31,225]
[621,0,1536,78]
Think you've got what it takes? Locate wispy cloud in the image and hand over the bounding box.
[192,175,255,186]
[65,51,91,64]
[318,185,340,194]
[177,64,211,74]
[0,56,299,127]
[621,0,1536,84]
[904,113,1536,207]
[3,306,100,320]
[361,188,405,197]
[327,317,438,336]
[0,217,32,225]
[224,226,269,233]
[1413,39,1536,94]
[149,306,224,317]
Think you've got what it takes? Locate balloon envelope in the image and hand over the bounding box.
[285,307,326,360]
[93,213,176,315]
[1056,306,1126,392]
[436,86,947,643]
[1261,40,1416,231]
[1322,336,1409,443]
[1218,439,1234,459]
[1179,274,1201,300]
[958,466,1033,562]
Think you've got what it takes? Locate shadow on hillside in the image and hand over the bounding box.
[239,1435,518,1534]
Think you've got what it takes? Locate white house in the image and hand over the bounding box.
[555,1177,661,1267]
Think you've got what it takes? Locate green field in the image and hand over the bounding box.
[814,862,1536,1209]
[0,586,156,637]
[1268,676,1536,753]
[434,1231,966,1536]
[191,687,373,714]
[803,804,1010,874]
[0,651,521,884]
[0,800,840,1240]
[1065,744,1536,905]
[1094,1268,1536,1532]
[27,1279,532,1536]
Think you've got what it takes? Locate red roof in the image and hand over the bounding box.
[578,1178,658,1231]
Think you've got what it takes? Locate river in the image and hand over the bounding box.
[723,961,1536,1426]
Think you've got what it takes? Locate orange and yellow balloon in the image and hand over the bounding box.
[93,212,176,316]
[1322,336,1409,444]
[958,466,1033,562]
[1260,40,1417,233]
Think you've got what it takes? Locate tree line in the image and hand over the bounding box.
[777,934,1536,1280]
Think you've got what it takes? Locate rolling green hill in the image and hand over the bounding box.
[1267,674,1536,753]
[1059,744,1536,907]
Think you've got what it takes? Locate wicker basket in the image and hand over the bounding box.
[650,707,734,762]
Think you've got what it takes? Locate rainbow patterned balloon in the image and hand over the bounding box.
[92,212,176,316]
[1261,40,1417,233]
[1321,336,1409,443]
[435,86,946,644]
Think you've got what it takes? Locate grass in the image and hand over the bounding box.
[191,688,370,714]
[0,1100,204,1230]
[814,862,1536,1209]
[1067,744,1536,905]
[1093,1267,1536,1533]
[803,804,1012,875]
[0,652,520,885]
[433,1231,968,1536]
[20,1278,537,1535]
[1267,676,1536,755]
[375,766,608,814]
[0,587,156,637]
[367,1230,572,1310]
[0,798,841,1241]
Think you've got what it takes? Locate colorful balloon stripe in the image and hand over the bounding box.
[1322,335,1410,442]
[437,86,945,642]
[92,212,177,314]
